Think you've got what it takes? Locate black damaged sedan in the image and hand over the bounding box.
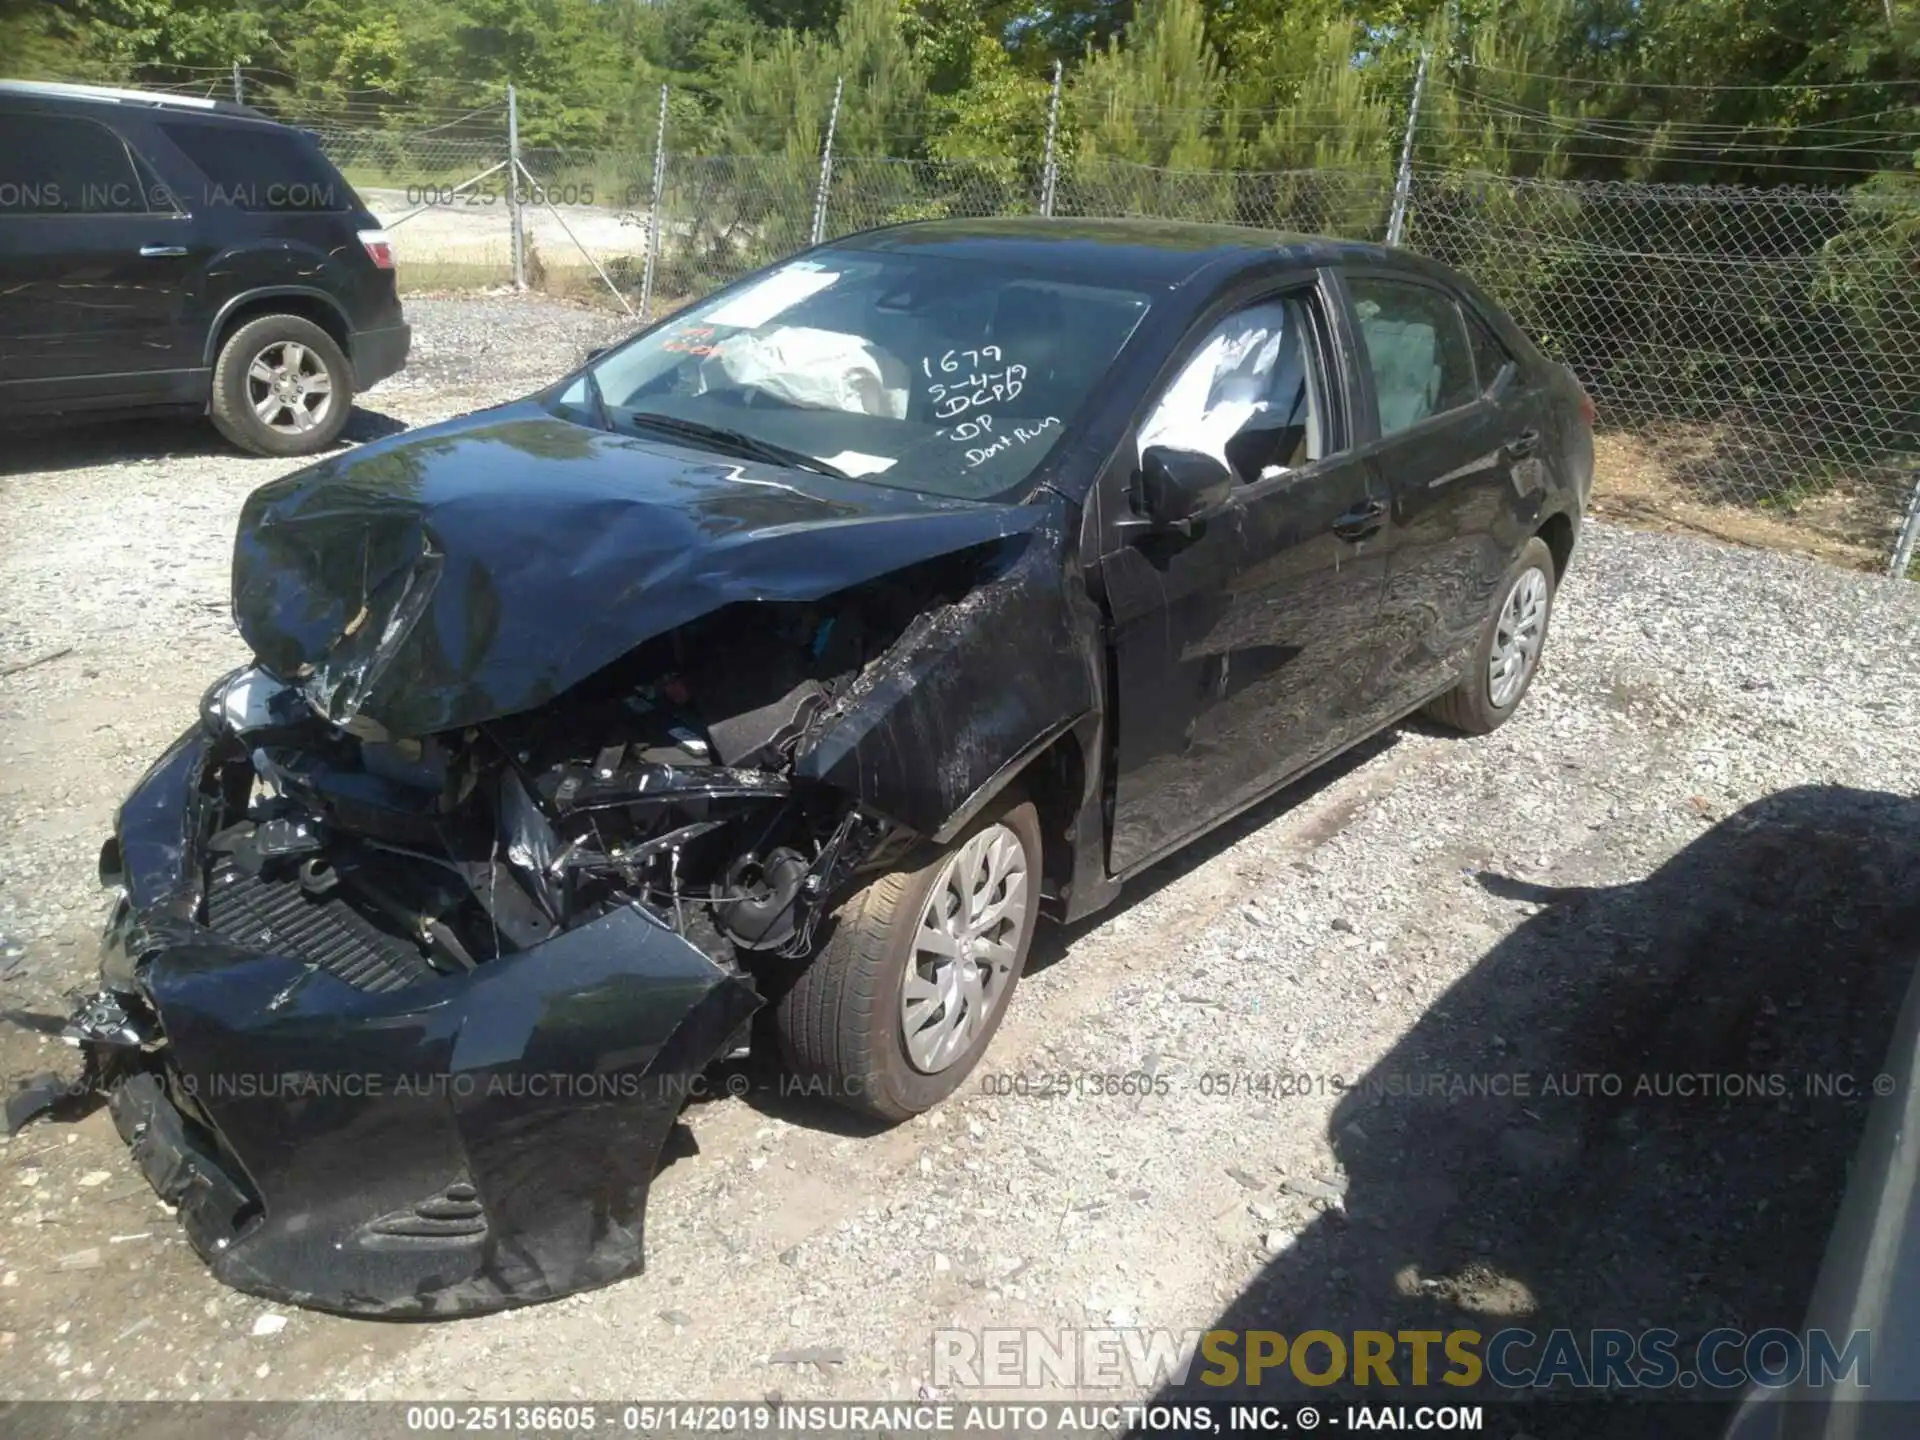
[64,218,1592,1317]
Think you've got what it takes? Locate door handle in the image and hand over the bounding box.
[138,245,189,258]
[1331,498,1387,543]
[1505,428,1542,459]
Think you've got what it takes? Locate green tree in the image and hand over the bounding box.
[924,27,1052,162]
[1069,0,1235,169]
[718,0,925,157]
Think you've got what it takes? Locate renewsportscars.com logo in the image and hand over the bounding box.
[931,1326,1871,1391]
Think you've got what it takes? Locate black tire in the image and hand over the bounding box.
[775,797,1042,1122]
[1423,536,1557,736]
[208,314,353,457]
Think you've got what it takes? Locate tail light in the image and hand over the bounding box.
[1563,364,1596,429]
[357,228,395,270]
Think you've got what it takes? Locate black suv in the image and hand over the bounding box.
[0,80,409,455]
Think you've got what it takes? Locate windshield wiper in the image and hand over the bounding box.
[619,411,850,480]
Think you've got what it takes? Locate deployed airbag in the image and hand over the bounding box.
[1136,301,1290,471]
[708,326,910,419]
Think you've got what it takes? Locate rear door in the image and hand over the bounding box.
[1344,269,1551,718]
[0,107,201,410]
[1097,270,1393,875]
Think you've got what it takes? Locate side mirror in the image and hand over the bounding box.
[1125,445,1234,539]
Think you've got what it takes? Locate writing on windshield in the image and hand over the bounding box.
[559,252,1150,499]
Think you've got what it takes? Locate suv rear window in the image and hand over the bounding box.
[157,120,354,212]
[0,113,147,214]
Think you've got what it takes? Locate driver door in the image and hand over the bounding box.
[1096,273,1393,875]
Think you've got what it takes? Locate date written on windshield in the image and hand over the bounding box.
[923,348,1026,419]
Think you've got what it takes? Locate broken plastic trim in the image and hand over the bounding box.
[70,727,763,1317]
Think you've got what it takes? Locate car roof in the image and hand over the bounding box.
[0,78,273,125]
[831,216,1440,291]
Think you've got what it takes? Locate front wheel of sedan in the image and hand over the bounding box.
[1423,535,1558,736]
[775,798,1042,1122]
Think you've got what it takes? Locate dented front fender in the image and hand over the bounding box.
[794,507,1097,840]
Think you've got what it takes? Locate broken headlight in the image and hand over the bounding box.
[200,666,304,737]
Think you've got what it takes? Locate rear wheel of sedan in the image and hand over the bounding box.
[1424,535,1557,736]
[775,798,1041,1122]
[209,314,354,456]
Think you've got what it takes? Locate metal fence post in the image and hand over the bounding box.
[1040,60,1063,218]
[640,84,669,324]
[811,76,843,247]
[1386,49,1429,247]
[1890,473,1920,579]
[507,83,526,291]
[231,61,243,106]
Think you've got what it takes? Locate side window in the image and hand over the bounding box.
[0,113,146,215]
[1137,293,1329,484]
[1349,277,1477,435]
[1463,307,1516,394]
[157,120,353,212]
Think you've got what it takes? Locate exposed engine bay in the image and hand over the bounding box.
[191,559,989,998]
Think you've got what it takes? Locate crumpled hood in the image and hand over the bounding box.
[232,404,1039,737]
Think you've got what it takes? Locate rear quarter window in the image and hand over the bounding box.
[157,120,355,212]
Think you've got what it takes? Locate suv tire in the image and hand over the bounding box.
[209,314,354,457]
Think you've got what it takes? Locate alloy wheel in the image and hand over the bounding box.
[900,823,1029,1074]
[245,340,334,436]
[1488,565,1550,708]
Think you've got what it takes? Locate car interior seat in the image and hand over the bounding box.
[1224,314,1317,482]
[1365,318,1441,433]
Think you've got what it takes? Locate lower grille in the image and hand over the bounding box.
[205,857,433,993]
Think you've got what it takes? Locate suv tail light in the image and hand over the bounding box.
[358,228,395,270]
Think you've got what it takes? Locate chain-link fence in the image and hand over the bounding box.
[1404,169,1920,572]
[308,110,1919,575]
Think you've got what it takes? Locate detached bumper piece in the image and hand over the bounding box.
[75,727,761,1318]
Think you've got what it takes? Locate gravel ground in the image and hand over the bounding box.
[1,295,1917,1427]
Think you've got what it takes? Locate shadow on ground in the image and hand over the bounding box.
[1150,784,1920,1439]
[0,407,408,476]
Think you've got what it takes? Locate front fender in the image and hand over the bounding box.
[793,513,1096,840]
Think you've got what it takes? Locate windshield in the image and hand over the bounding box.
[550,250,1152,499]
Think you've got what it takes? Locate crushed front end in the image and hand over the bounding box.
[61,409,1090,1316]
[63,608,918,1316]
